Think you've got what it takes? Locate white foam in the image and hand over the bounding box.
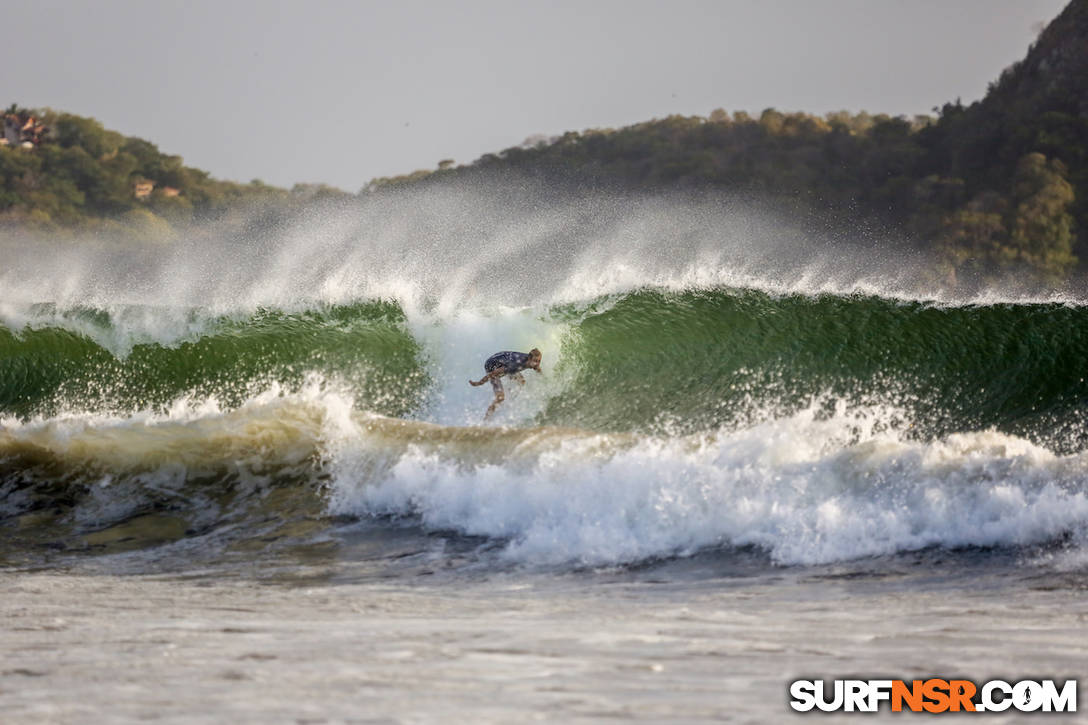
[6,378,1088,567]
[328,403,1088,566]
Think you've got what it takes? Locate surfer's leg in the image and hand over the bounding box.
[485,376,505,419]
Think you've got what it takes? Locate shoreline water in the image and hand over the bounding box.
[1,567,1084,724]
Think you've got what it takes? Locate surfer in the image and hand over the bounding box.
[469,348,543,419]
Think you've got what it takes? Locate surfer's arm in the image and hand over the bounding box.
[513,372,526,385]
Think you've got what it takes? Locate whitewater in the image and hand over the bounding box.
[2,181,1086,722]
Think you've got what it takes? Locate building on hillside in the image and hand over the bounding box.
[161,186,181,197]
[2,113,47,147]
[133,179,155,199]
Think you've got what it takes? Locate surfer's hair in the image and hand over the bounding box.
[529,348,541,358]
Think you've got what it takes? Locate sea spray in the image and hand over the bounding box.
[328,399,1088,566]
[3,180,1073,329]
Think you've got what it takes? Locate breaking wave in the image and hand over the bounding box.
[3,182,1088,569]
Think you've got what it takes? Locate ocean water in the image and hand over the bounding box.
[1,185,1086,722]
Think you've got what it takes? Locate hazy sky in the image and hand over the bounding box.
[3,0,1068,191]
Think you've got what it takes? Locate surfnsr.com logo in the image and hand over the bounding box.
[789,679,1077,713]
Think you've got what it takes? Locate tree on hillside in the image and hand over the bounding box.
[937,153,1076,284]
[1008,152,1076,280]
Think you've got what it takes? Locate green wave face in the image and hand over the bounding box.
[3,289,1088,447]
[0,302,428,419]
[541,290,1088,443]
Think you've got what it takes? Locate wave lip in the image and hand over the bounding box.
[7,286,1088,438]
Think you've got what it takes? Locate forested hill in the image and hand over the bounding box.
[934,0,1088,240]
[374,0,1088,287]
[0,107,349,241]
